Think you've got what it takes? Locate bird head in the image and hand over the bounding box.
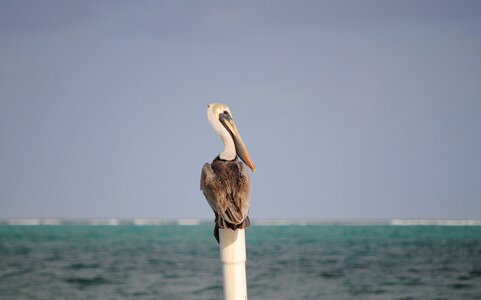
[207,103,256,172]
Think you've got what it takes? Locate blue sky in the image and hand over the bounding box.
[1,1,480,219]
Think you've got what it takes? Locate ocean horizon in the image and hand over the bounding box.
[2,218,481,226]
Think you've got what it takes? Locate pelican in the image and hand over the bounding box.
[200,103,255,243]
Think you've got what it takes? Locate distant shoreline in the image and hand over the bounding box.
[1,218,481,226]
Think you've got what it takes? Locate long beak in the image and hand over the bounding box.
[219,113,256,172]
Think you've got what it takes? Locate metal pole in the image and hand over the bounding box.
[219,228,247,300]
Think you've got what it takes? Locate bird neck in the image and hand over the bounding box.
[220,133,236,161]
[208,111,237,161]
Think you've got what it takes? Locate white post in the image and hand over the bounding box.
[219,228,248,300]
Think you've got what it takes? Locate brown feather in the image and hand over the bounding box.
[200,158,251,242]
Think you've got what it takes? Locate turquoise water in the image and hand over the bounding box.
[1,225,480,299]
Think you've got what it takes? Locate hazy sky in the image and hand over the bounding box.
[1,1,480,220]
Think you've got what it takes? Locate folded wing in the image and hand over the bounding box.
[200,160,250,227]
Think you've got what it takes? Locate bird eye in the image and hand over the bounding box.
[223,110,229,115]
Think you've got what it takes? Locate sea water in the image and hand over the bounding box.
[1,225,480,299]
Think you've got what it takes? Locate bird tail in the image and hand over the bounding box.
[214,215,250,244]
[214,224,220,243]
